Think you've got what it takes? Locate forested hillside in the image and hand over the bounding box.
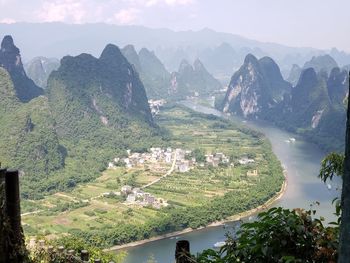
[0,36,166,199]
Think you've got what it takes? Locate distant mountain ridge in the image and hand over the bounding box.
[303,55,338,74]
[122,45,221,100]
[1,23,349,79]
[169,58,222,99]
[24,56,60,88]
[122,45,171,99]
[287,55,339,86]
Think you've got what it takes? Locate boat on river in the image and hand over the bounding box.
[213,241,226,248]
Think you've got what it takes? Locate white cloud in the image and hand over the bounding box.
[37,0,87,23]
[113,8,141,25]
[0,18,16,24]
[131,0,194,7]
[145,0,158,7]
[33,0,195,25]
[164,0,194,6]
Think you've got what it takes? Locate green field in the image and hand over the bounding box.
[22,105,284,247]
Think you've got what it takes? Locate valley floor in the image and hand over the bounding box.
[21,105,285,248]
[106,170,287,252]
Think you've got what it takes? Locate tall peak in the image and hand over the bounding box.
[244,53,259,65]
[100,44,124,62]
[0,35,43,102]
[178,59,193,74]
[297,68,317,87]
[139,47,152,55]
[193,59,204,70]
[123,44,137,53]
[1,35,18,53]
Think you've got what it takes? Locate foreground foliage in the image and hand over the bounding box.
[29,236,126,263]
[194,152,344,263]
[195,207,338,263]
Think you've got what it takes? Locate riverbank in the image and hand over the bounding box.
[106,170,288,252]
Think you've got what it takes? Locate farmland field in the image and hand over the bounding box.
[22,105,284,247]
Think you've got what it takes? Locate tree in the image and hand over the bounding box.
[338,72,350,263]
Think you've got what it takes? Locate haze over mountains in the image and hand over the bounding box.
[121,44,222,99]
[287,55,340,85]
[169,59,222,99]
[1,23,350,80]
[24,57,60,88]
[121,45,171,99]
[0,23,349,197]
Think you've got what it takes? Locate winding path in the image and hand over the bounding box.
[141,152,177,189]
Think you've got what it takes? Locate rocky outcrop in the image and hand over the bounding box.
[327,67,348,105]
[222,55,349,151]
[0,35,43,102]
[222,54,291,118]
[303,54,338,75]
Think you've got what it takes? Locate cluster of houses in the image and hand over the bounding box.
[108,147,255,173]
[205,152,231,167]
[238,157,255,165]
[148,99,167,116]
[108,147,174,170]
[108,147,256,175]
[175,148,193,173]
[121,185,167,209]
[108,147,195,173]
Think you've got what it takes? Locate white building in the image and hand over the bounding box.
[126,194,136,202]
[177,160,190,173]
[176,149,185,161]
[121,185,132,194]
[108,162,115,169]
[212,157,220,167]
[239,158,255,165]
[206,154,214,163]
[165,152,172,163]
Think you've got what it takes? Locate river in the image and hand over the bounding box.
[121,100,341,263]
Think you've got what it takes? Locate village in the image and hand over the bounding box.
[107,147,258,209]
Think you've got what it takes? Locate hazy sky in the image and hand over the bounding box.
[0,0,349,51]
